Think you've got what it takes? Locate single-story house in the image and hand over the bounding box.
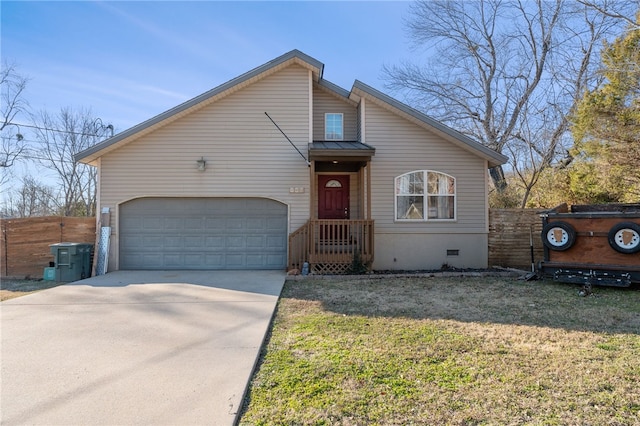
[75,49,507,274]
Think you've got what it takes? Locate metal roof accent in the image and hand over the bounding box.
[310,141,375,151]
[308,141,376,161]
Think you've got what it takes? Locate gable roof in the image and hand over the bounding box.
[75,50,323,164]
[75,50,507,168]
[350,80,508,168]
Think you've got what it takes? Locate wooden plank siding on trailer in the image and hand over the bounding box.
[546,216,640,267]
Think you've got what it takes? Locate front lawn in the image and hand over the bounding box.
[0,279,64,301]
[240,277,640,425]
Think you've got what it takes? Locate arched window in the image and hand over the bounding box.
[395,171,456,221]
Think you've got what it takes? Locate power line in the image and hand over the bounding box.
[5,135,93,147]
[20,154,83,165]
[1,137,99,165]
[1,155,85,166]
[10,121,114,138]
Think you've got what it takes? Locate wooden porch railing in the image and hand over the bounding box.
[289,219,374,274]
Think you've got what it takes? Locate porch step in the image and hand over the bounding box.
[288,219,375,273]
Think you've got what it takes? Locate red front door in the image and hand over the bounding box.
[318,175,350,219]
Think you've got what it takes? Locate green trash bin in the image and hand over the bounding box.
[43,267,56,281]
[49,243,94,282]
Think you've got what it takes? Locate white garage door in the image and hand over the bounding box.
[119,198,288,270]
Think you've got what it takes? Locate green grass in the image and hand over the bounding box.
[239,277,640,425]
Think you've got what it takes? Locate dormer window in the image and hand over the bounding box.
[325,113,343,140]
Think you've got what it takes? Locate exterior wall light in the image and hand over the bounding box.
[197,157,207,171]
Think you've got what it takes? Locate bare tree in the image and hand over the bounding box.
[384,0,633,207]
[1,175,58,217]
[0,61,29,188]
[576,0,640,29]
[33,108,110,217]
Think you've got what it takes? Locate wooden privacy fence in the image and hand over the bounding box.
[1,210,545,279]
[1,216,96,279]
[489,209,546,271]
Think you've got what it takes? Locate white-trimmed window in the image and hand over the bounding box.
[395,170,456,221]
[325,113,343,140]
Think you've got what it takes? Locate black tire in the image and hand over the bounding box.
[542,221,576,251]
[608,222,640,254]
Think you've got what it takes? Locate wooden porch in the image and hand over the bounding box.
[289,219,374,274]
[291,141,375,274]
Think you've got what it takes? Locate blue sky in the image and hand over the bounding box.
[2,1,413,133]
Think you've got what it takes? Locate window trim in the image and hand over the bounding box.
[324,113,344,141]
[394,170,457,222]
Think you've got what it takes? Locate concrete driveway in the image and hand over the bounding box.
[1,270,285,426]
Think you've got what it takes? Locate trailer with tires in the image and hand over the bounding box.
[539,203,640,287]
